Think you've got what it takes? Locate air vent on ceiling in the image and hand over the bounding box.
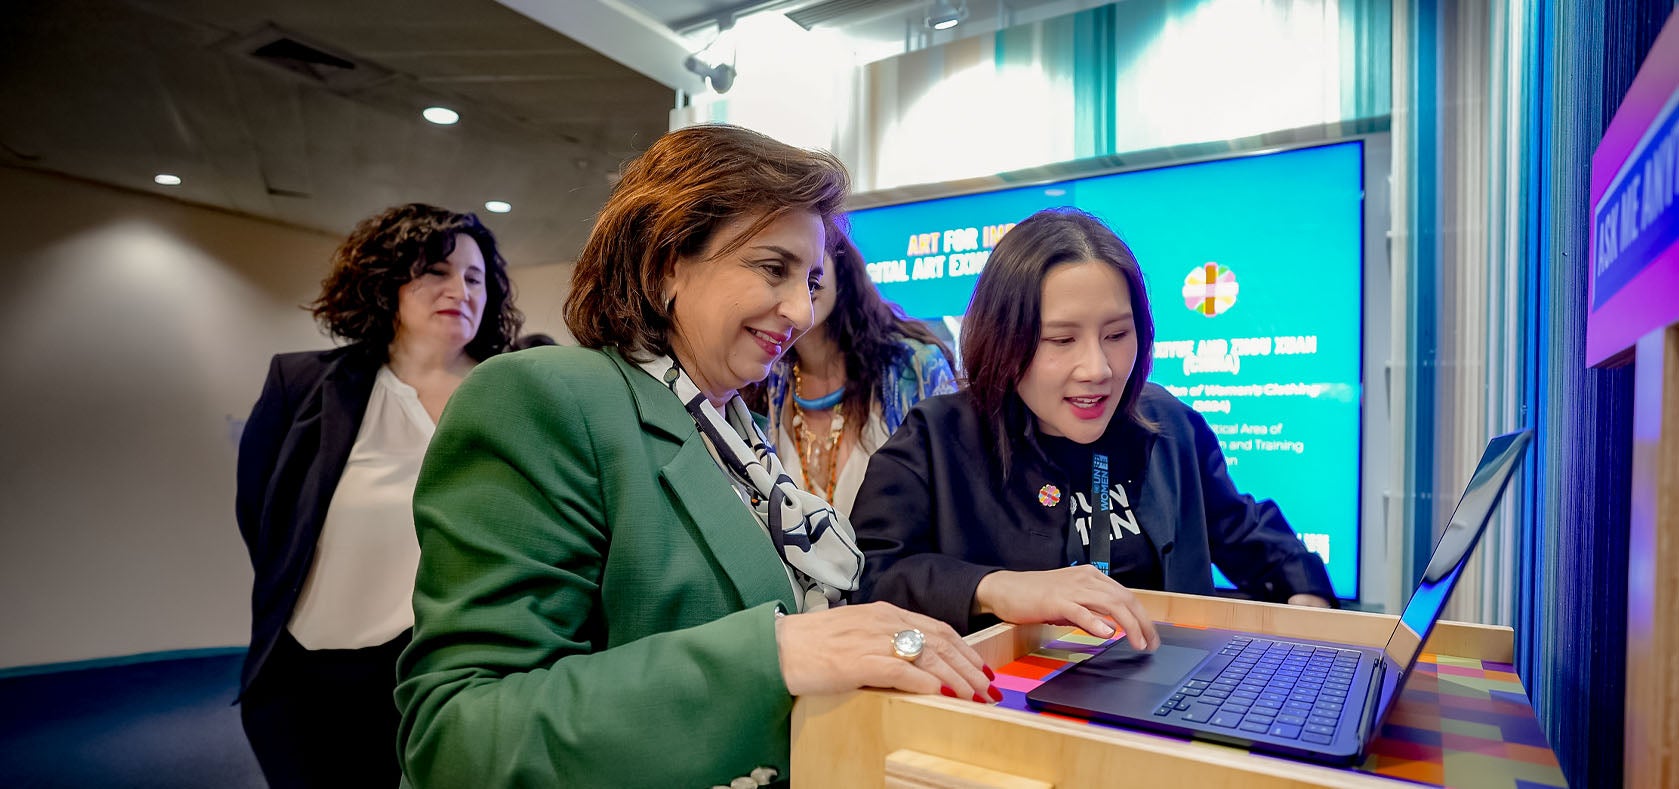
[224,24,390,91]
[251,37,355,76]
[787,0,917,29]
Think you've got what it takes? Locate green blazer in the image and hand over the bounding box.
[396,346,801,788]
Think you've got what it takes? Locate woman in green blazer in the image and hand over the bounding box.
[396,125,997,788]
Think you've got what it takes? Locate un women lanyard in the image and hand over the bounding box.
[1084,453,1113,573]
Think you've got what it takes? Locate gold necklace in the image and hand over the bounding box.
[790,363,844,501]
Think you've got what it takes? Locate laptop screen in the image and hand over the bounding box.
[1375,430,1533,722]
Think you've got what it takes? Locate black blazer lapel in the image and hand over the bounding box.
[242,346,378,696]
[297,353,377,543]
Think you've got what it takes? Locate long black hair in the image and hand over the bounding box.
[747,229,951,432]
[960,208,1155,473]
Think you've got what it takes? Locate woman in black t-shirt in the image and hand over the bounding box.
[851,208,1335,647]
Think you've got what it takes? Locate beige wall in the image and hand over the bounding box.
[0,166,340,669]
[0,166,580,670]
[508,261,577,346]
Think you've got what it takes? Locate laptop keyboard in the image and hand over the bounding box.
[1151,635,1362,745]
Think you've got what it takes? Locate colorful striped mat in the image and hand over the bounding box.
[991,631,1567,788]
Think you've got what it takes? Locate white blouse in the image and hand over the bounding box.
[287,365,433,651]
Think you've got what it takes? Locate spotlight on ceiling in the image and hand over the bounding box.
[483,200,512,214]
[684,14,738,94]
[422,106,460,125]
[154,174,182,186]
[683,56,737,94]
[925,0,968,30]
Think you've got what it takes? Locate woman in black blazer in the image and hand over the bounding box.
[852,208,1335,647]
[234,204,522,788]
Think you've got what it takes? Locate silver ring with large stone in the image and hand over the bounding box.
[891,628,925,661]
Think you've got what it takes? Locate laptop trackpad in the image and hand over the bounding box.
[1079,643,1209,685]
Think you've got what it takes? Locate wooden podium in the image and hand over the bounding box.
[791,590,1554,788]
[1626,325,1679,788]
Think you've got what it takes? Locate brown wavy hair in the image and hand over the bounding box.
[961,208,1156,474]
[565,124,850,357]
[309,203,522,361]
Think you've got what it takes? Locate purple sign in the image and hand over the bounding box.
[1589,11,1679,367]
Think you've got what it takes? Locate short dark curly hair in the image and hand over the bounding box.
[309,203,522,361]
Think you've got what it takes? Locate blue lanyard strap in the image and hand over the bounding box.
[1089,453,1112,573]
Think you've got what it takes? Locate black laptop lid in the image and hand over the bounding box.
[1372,429,1534,727]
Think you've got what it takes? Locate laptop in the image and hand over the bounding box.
[1026,429,1534,766]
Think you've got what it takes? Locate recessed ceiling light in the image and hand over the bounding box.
[484,201,512,214]
[423,106,460,125]
[926,0,967,30]
[1044,188,1066,197]
[154,174,182,186]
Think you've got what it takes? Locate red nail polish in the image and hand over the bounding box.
[972,693,987,703]
[983,665,996,680]
[987,685,1004,702]
[939,685,957,698]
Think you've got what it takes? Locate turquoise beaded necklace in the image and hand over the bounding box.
[792,384,844,411]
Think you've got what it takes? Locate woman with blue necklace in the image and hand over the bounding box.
[756,232,956,516]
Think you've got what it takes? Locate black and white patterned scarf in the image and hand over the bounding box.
[638,355,862,611]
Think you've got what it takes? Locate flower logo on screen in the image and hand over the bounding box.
[1182,262,1239,317]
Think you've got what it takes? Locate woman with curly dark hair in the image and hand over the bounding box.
[752,231,956,515]
[234,203,521,788]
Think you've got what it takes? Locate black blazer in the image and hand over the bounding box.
[850,384,1336,634]
[235,344,380,698]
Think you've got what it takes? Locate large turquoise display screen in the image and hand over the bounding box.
[847,141,1364,599]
